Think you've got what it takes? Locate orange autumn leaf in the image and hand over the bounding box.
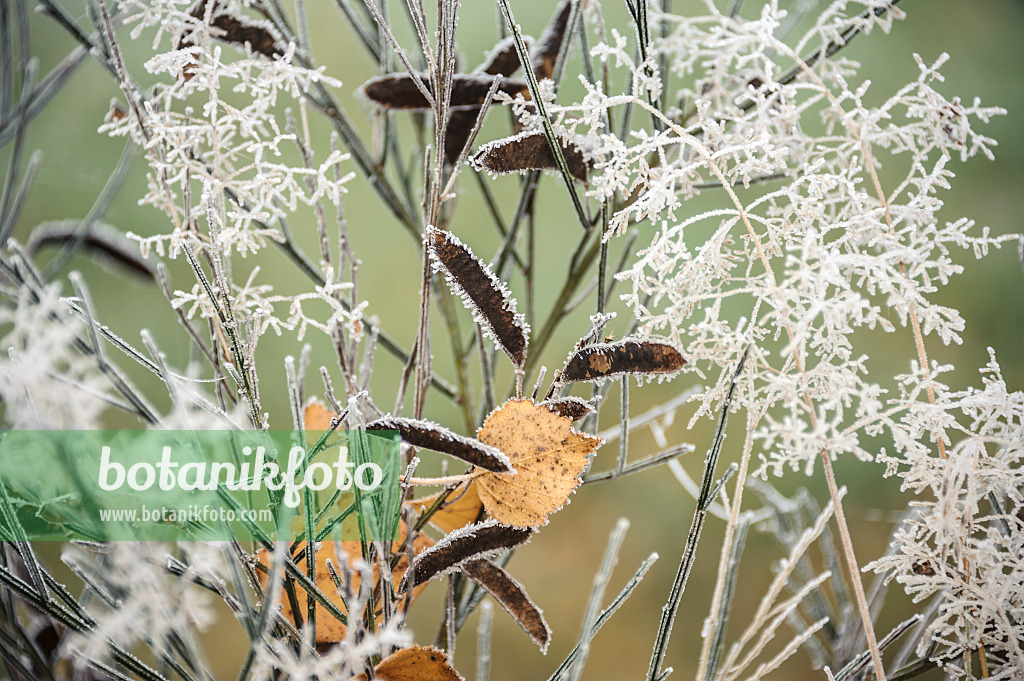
[475,399,603,527]
[406,482,483,534]
[355,645,462,681]
[255,524,433,644]
[303,398,338,432]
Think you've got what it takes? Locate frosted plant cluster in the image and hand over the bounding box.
[868,352,1024,679]
[60,542,224,668]
[505,1,1022,678]
[0,0,1020,679]
[0,277,110,429]
[101,0,362,347]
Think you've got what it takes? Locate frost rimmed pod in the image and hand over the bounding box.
[361,73,528,110]
[471,130,592,183]
[474,398,603,527]
[365,415,512,472]
[540,395,593,421]
[461,558,551,652]
[560,339,687,383]
[410,519,533,585]
[427,226,529,369]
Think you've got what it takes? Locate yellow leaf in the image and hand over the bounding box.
[406,482,484,534]
[475,399,602,527]
[255,523,433,644]
[355,645,463,681]
[303,398,337,432]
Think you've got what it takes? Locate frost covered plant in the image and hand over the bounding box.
[60,542,222,666]
[0,272,111,429]
[0,0,1021,680]
[495,2,1024,677]
[868,353,1024,679]
[109,0,349,257]
[98,0,367,426]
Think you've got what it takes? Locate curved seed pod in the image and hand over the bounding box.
[27,221,157,282]
[410,520,532,586]
[480,36,525,76]
[560,339,687,383]
[179,0,282,57]
[427,226,529,368]
[444,108,479,164]
[531,0,573,80]
[361,73,528,110]
[471,131,590,183]
[365,416,512,473]
[461,558,551,652]
[540,396,593,422]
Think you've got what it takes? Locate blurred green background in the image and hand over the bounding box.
[5,0,1024,679]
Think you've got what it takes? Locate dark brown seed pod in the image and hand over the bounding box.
[427,227,529,369]
[472,131,591,183]
[560,339,687,383]
[461,558,551,652]
[365,416,512,473]
[540,396,593,422]
[531,0,573,80]
[26,222,157,282]
[179,0,282,58]
[444,108,479,164]
[442,36,531,164]
[361,73,528,111]
[480,36,526,77]
[410,520,532,586]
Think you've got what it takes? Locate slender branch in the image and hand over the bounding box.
[647,346,749,681]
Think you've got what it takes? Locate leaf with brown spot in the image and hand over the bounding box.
[406,482,484,534]
[560,339,686,383]
[410,520,532,586]
[365,416,512,473]
[540,396,593,422]
[427,227,529,368]
[530,0,573,80]
[255,525,433,644]
[361,74,528,110]
[475,399,602,527]
[356,646,463,681]
[471,131,590,183]
[461,558,551,652]
[105,101,127,123]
